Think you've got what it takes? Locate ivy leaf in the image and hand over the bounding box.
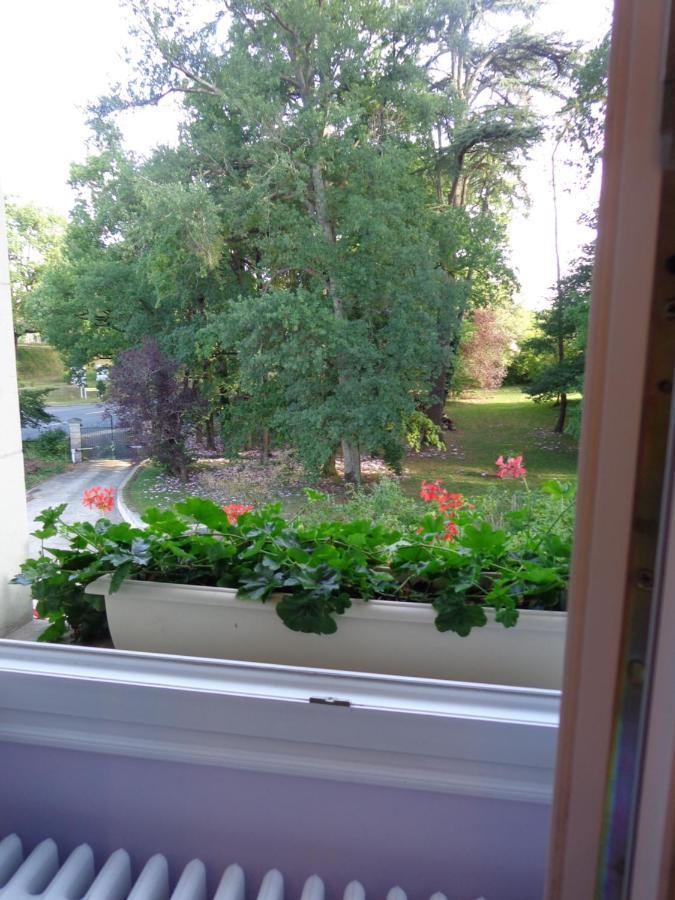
[276,594,338,634]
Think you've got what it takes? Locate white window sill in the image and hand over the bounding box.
[0,640,559,804]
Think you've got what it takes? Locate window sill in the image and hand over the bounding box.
[0,640,559,804]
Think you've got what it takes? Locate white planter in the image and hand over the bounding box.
[86,576,567,689]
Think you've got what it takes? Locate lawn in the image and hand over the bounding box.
[401,386,579,497]
[16,344,101,405]
[124,388,579,517]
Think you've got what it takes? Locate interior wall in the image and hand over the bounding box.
[0,741,549,900]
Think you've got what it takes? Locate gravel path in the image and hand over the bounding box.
[25,460,133,557]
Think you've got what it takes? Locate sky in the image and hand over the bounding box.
[0,0,612,309]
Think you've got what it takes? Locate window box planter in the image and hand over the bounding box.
[86,575,567,689]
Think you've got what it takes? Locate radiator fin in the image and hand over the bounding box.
[0,835,474,900]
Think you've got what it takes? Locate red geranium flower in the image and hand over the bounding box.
[222,503,254,525]
[82,486,115,514]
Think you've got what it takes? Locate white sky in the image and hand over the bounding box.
[0,0,612,309]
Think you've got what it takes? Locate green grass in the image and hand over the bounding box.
[17,344,101,405]
[16,344,66,382]
[124,388,579,515]
[124,464,177,514]
[400,386,579,497]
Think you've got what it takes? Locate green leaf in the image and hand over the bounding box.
[433,597,488,636]
[495,607,519,628]
[276,594,338,635]
[109,561,134,594]
[176,497,230,531]
[304,488,328,503]
[459,522,507,557]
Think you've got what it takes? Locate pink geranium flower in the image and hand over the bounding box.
[495,455,527,480]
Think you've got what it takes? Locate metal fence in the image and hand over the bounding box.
[80,422,136,461]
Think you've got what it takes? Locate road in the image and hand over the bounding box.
[25,459,132,557]
[22,403,116,440]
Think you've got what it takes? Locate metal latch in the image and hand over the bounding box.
[308,696,351,708]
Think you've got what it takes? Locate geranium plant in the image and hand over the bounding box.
[13,481,574,644]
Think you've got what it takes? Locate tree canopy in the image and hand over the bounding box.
[30,0,574,479]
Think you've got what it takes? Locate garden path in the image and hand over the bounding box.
[25,460,131,556]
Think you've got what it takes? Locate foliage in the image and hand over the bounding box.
[15,482,574,643]
[404,412,445,454]
[5,201,64,343]
[22,436,70,490]
[523,242,593,430]
[31,429,68,458]
[299,480,427,532]
[566,32,610,176]
[107,339,204,479]
[18,388,55,428]
[454,308,513,392]
[29,0,571,480]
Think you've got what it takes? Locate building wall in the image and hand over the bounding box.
[0,742,549,900]
[0,192,31,635]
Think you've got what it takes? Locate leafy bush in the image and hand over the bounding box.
[14,482,575,643]
[403,411,445,453]
[32,429,68,458]
[107,340,204,480]
[300,480,427,531]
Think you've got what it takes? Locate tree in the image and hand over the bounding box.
[524,242,593,432]
[34,0,572,481]
[91,0,463,482]
[18,388,55,428]
[420,0,571,423]
[6,201,64,345]
[455,308,513,392]
[107,339,204,479]
[522,31,609,433]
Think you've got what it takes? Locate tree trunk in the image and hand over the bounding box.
[206,413,216,451]
[341,439,361,486]
[261,428,270,464]
[310,159,362,484]
[427,364,448,427]
[322,451,338,477]
[554,392,567,434]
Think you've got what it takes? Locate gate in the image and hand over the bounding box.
[79,421,136,461]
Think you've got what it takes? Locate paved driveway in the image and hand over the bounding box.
[25,460,132,557]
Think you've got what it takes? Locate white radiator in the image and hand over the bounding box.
[0,835,485,900]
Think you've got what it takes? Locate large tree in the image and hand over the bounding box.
[6,201,64,345]
[33,0,571,480]
[416,0,570,421]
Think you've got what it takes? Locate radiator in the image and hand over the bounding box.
[0,835,485,900]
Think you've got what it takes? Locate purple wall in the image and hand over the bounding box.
[0,742,549,900]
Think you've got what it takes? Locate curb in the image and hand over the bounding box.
[116,460,148,528]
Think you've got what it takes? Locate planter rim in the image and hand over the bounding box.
[86,574,567,633]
